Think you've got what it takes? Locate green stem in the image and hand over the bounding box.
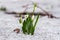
[33,3,40,29]
[33,3,36,14]
[33,6,35,13]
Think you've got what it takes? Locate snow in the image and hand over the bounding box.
[0,0,60,40]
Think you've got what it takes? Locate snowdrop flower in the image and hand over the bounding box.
[25,15,29,19]
[32,15,35,20]
[19,17,22,24]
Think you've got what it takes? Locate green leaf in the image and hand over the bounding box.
[22,15,34,34]
[22,20,27,34]
[0,7,6,11]
[34,14,39,28]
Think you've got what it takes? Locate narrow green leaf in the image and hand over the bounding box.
[34,14,39,29]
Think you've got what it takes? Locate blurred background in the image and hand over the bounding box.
[0,0,60,16]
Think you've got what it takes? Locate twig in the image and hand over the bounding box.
[5,11,60,19]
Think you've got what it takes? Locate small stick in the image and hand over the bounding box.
[5,11,60,19]
[5,11,17,14]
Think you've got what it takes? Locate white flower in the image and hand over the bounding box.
[32,15,35,20]
[24,15,29,20]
